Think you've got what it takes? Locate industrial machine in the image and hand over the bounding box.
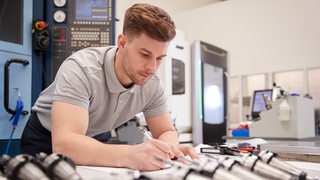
[160,30,192,143]
[0,0,116,156]
[44,0,115,82]
[32,0,115,91]
[0,0,33,156]
[249,95,315,139]
[192,40,228,145]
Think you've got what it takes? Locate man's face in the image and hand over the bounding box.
[119,33,169,86]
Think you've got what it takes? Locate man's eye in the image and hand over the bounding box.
[141,52,149,57]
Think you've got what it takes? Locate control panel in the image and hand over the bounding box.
[48,0,115,80]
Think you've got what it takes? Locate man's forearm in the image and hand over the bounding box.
[52,133,130,167]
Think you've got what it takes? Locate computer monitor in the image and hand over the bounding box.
[75,0,109,21]
[251,89,273,119]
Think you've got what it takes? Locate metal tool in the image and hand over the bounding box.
[155,157,212,180]
[263,93,272,110]
[0,154,49,180]
[197,157,243,180]
[237,153,296,180]
[214,155,268,180]
[36,152,83,180]
[258,150,307,180]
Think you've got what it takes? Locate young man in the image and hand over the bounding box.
[21,3,198,170]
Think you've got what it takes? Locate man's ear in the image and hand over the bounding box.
[117,34,126,48]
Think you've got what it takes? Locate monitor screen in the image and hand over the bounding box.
[75,0,109,21]
[0,0,23,44]
[251,89,273,119]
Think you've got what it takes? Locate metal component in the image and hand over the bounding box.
[238,154,295,180]
[217,156,268,180]
[263,93,272,110]
[259,150,307,180]
[0,154,49,180]
[200,159,243,180]
[3,58,29,115]
[36,153,83,180]
[154,157,212,180]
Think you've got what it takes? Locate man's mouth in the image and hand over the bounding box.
[139,72,150,78]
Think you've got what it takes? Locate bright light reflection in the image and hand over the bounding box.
[205,85,222,108]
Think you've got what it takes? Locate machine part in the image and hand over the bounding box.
[249,96,315,139]
[263,93,272,110]
[155,157,214,180]
[178,156,243,180]
[116,118,144,144]
[216,156,268,180]
[200,160,243,180]
[3,59,29,115]
[53,10,67,23]
[238,154,296,180]
[192,41,228,145]
[36,153,82,180]
[32,20,50,51]
[0,154,49,180]
[259,150,307,180]
[54,0,67,7]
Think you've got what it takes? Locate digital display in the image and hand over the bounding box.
[75,0,109,21]
[251,89,273,118]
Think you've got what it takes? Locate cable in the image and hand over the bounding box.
[5,91,24,155]
[4,127,15,155]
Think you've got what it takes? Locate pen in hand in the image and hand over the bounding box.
[139,126,174,168]
[138,126,191,164]
[139,126,153,140]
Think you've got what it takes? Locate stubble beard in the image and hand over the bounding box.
[122,58,149,86]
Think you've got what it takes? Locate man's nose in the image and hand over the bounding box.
[145,59,157,74]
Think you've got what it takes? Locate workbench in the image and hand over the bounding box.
[75,142,320,180]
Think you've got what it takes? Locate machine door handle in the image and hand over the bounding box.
[4,58,30,115]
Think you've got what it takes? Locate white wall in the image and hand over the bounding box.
[173,0,320,76]
[114,1,320,132]
[115,0,220,43]
[116,0,320,76]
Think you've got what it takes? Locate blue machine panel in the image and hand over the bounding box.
[0,0,32,155]
[0,52,32,139]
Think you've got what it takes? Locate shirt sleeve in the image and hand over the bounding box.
[52,59,91,110]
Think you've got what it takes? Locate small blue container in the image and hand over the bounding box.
[290,93,300,96]
[232,129,249,137]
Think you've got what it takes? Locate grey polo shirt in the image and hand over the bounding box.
[32,46,168,137]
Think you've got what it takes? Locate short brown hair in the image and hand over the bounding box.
[123,3,176,42]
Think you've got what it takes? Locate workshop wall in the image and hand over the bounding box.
[173,0,320,76]
[115,0,220,45]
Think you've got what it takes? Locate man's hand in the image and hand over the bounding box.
[170,144,199,160]
[124,140,199,171]
[125,139,174,171]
